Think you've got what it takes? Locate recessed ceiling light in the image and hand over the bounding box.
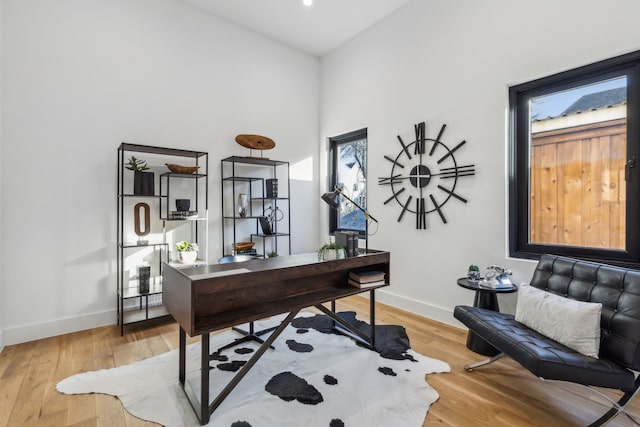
[303,0,313,6]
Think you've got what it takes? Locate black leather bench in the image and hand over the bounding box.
[454,254,640,426]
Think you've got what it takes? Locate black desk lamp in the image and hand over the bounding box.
[321,187,378,252]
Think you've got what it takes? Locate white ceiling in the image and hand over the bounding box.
[178,0,413,57]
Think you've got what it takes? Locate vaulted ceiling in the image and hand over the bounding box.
[178,0,412,57]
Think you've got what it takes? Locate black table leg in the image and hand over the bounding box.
[474,291,500,312]
[467,290,500,356]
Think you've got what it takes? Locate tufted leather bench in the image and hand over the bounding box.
[454,254,640,426]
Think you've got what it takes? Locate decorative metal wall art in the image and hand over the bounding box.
[378,122,475,229]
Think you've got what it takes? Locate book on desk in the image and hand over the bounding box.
[348,270,386,288]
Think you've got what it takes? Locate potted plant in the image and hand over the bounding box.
[267,250,278,258]
[175,241,199,264]
[467,264,481,281]
[317,242,346,261]
[126,156,154,196]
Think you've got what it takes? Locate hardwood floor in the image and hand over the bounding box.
[1,296,638,426]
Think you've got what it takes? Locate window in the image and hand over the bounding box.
[328,129,368,236]
[509,50,640,267]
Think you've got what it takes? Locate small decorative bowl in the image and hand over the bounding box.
[233,242,255,251]
[165,163,200,174]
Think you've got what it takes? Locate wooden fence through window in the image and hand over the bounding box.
[530,118,626,249]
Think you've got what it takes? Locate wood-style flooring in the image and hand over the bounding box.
[0,296,638,426]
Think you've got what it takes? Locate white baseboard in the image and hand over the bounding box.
[375,289,466,329]
[2,310,116,346]
[1,292,466,348]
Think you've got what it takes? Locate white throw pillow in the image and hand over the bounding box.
[515,284,602,358]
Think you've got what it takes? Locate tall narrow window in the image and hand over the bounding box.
[328,129,368,236]
[510,51,640,266]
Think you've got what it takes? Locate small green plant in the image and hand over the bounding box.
[467,264,481,280]
[317,242,346,260]
[125,156,150,172]
[267,251,279,258]
[175,241,198,252]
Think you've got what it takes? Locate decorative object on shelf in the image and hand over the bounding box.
[126,156,155,196]
[321,187,378,252]
[235,134,276,159]
[175,241,198,264]
[138,264,151,294]
[378,121,475,229]
[317,242,346,261]
[467,264,480,281]
[267,250,278,258]
[263,206,283,233]
[168,210,198,220]
[165,163,200,174]
[237,193,248,217]
[175,199,190,212]
[134,202,151,245]
[258,216,273,235]
[265,178,278,198]
[233,241,255,252]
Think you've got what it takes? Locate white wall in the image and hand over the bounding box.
[320,0,640,325]
[1,0,319,345]
[0,0,4,351]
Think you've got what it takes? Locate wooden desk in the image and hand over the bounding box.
[163,250,390,424]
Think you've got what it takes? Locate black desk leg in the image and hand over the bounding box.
[179,327,186,385]
[370,289,376,350]
[201,333,210,425]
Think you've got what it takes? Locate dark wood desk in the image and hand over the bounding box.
[163,250,390,424]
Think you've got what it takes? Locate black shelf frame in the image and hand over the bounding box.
[221,156,291,258]
[117,143,208,335]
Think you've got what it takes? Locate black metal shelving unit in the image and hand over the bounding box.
[221,156,291,258]
[117,143,208,335]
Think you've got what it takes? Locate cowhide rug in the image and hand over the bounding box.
[57,311,450,427]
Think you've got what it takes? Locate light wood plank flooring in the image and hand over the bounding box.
[1,296,638,426]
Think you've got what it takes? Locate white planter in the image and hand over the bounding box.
[178,251,198,264]
[319,248,346,261]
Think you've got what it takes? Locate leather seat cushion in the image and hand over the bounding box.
[454,305,636,391]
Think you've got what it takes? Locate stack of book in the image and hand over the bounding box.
[335,230,359,257]
[168,210,199,220]
[236,248,257,256]
[348,270,386,288]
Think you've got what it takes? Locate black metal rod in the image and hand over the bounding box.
[314,304,373,349]
[370,289,376,349]
[179,327,186,385]
[201,333,210,424]
[207,310,300,416]
[337,191,378,223]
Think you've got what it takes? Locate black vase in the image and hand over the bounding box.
[134,171,155,196]
[138,266,151,294]
[266,179,278,198]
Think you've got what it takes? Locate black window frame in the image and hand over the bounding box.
[328,128,368,238]
[509,50,640,268]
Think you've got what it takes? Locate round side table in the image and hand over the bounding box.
[457,277,518,356]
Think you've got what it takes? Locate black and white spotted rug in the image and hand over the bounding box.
[57,312,450,427]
